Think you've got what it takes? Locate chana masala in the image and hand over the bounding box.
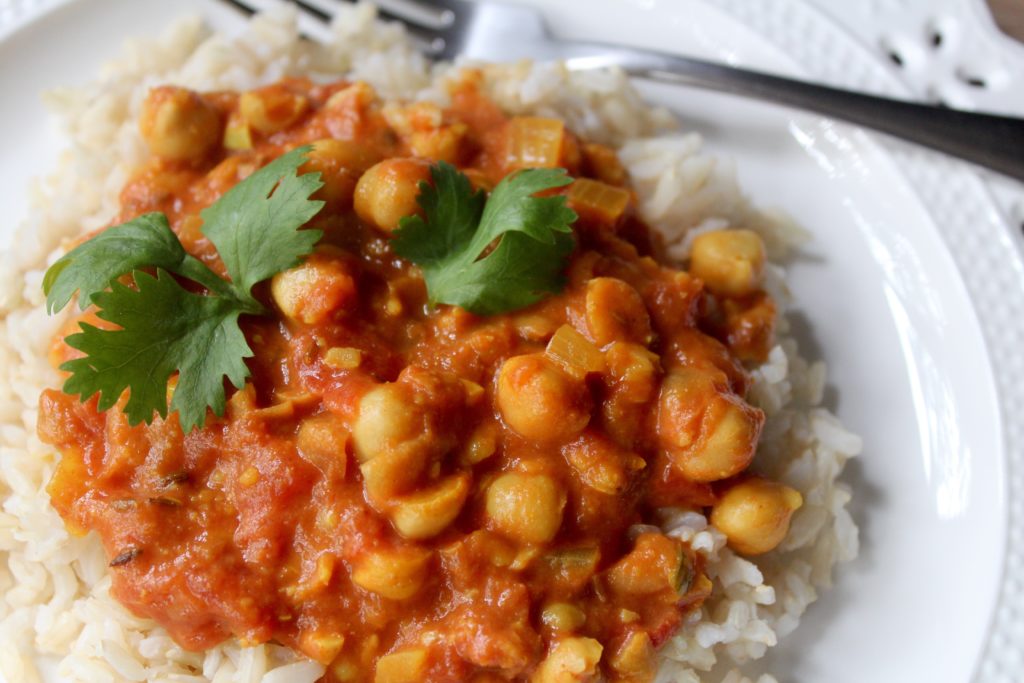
[38,74,803,682]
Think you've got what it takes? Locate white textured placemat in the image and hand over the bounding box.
[806,0,1024,257]
[715,3,1024,681]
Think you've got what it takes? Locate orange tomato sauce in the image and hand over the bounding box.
[37,73,781,682]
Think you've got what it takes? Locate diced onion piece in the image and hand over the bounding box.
[223,111,252,150]
[605,532,689,596]
[608,631,654,677]
[296,412,348,478]
[460,379,485,405]
[568,178,631,225]
[582,143,627,185]
[545,324,605,377]
[324,347,363,370]
[506,116,565,169]
[165,375,179,404]
[239,467,259,487]
[375,648,428,683]
[537,546,601,593]
[540,603,586,634]
[460,423,498,465]
[254,400,295,420]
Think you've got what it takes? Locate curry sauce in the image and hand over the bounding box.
[38,73,801,682]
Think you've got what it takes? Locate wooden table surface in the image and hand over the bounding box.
[988,0,1024,42]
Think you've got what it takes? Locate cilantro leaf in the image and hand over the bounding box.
[44,146,324,432]
[390,162,486,265]
[428,230,575,315]
[391,162,577,315]
[61,270,251,432]
[43,213,225,313]
[201,146,325,296]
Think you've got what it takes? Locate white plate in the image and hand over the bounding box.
[0,1,1016,682]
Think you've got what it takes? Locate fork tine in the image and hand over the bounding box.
[370,0,457,29]
[218,0,260,19]
[291,0,330,23]
[217,0,448,57]
[307,0,447,31]
[219,0,328,42]
[308,0,448,55]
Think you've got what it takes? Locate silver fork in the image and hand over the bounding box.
[223,0,1024,183]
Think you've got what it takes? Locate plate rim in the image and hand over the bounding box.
[714,1,1024,679]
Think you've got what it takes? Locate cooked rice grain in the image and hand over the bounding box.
[0,6,859,682]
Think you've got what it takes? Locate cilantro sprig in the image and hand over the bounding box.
[44,146,324,432]
[392,162,577,316]
[44,152,578,431]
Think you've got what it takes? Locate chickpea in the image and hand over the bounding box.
[530,637,603,683]
[562,431,639,495]
[656,368,713,452]
[302,138,381,211]
[720,292,777,363]
[485,472,566,545]
[496,353,590,442]
[663,328,748,396]
[710,477,803,555]
[239,84,308,134]
[604,342,660,405]
[351,383,421,463]
[352,380,440,503]
[583,277,652,346]
[325,81,377,112]
[689,229,766,297]
[409,123,468,163]
[139,86,221,161]
[351,545,432,600]
[354,158,433,233]
[360,448,430,504]
[354,370,465,504]
[271,253,356,325]
[693,397,764,482]
[657,369,763,482]
[389,473,471,540]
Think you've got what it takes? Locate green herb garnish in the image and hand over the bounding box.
[43,146,324,432]
[391,162,577,316]
[44,154,577,430]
